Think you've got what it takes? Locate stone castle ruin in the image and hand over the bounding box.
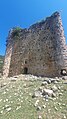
[3,12,67,77]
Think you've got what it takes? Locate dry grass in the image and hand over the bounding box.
[0,75,67,119]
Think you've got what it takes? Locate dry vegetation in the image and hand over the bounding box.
[0,74,67,119]
[0,55,4,74]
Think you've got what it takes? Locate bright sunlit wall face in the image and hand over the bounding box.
[3,12,67,77]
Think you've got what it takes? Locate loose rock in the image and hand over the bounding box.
[38,115,42,119]
[51,85,58,92]
[37,106,41,111]
[42,89,53,96]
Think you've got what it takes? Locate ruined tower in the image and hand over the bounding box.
[3,12,67,77]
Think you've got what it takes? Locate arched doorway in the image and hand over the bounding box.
[23,67,28,74]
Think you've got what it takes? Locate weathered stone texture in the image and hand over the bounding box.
[3,12,67,77]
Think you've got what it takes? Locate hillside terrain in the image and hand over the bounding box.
[0,74,67,119]
[0,55,4,74]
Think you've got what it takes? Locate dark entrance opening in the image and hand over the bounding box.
[61,69,66,76]
[23,67,28,74]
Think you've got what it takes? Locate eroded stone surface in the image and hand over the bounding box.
[3,12,67,77]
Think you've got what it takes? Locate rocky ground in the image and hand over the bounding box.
[0,74,67,119]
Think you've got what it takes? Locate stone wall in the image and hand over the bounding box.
[0,55,4,74]
[3,12,67,77]
[3,32,13,77]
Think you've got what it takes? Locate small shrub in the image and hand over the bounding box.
[12,27,22,38]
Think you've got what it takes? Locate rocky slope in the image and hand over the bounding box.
[0,74,67,119]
